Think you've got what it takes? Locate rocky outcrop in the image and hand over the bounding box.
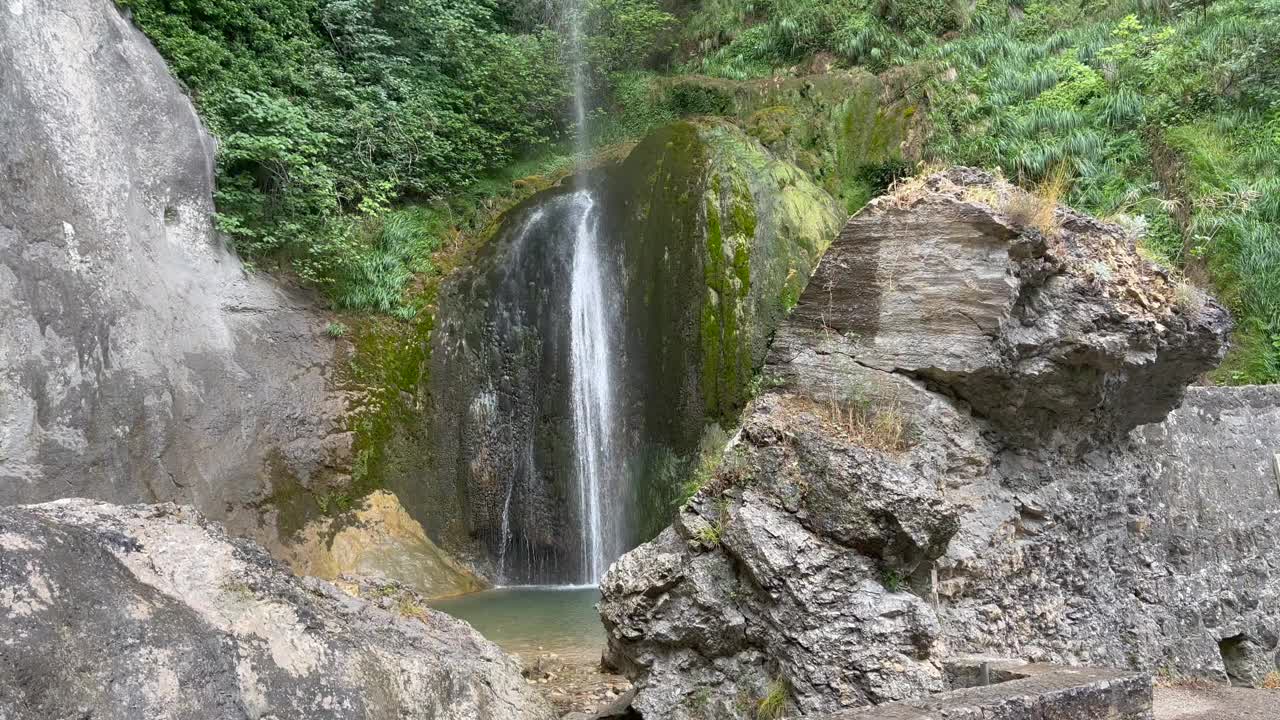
[411,120,844,583]
[0,0,349,550]
[284,490,486,599]
[772,167,1231,450]
[0,498,552,719]
[825,658,1152,719]
[598,169,1269,718]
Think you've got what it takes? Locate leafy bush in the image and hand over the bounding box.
[123,0,569,263]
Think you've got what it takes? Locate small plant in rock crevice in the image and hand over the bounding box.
[823,382,913,453]
[1173,280,1208,321]
[676,423,735,506]
[695,498,731,547]
[881,568,906,592]
[316,490,352,516]
[396,596,430,622]
[756,678,788,720]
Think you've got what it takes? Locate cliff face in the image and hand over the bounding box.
[598,169,1275,718]
[0,0,349,549]
[406,120,845,583]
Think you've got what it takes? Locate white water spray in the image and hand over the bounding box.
[567,191,616,584]
[563,0,620,585]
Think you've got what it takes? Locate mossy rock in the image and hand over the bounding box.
[657,71,918,213]
[367,119,843,581]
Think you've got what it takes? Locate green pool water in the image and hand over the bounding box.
[429,586,606,665]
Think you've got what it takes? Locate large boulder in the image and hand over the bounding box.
[598,169,1270,718]
[0,0,350,550]
[0,499,552,719]
[772,167,1231,450]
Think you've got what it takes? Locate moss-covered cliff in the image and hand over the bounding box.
[379,120,840,582]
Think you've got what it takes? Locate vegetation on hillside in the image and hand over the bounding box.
[671,0,1279,383]
[119,0,673,315]
[125,0,1278,383]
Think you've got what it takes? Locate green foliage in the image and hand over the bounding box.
[324,321,349,338]
[681,0,967,77]
[123,0,568,264]
[675,423,733,506]
[882,568,905,591]
[918,0,1280,382]
[585,0,679,76]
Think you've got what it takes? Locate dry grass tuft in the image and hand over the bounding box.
[1262,671,1280,690]
[822,393,911,453]
[882,162,952,208]
[1173,280,1208,320]
[1001,164,1070,237]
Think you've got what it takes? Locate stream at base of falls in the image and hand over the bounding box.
[429,586,628,714]
[429,586,606,665]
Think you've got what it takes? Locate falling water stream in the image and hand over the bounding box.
[434,0,621,661]
[564,0,620,586]
[567,192,615,584]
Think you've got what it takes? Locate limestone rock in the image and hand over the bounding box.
[599,169,1267,718]
[0,499,553,720]
[0,0,349,549]
[285,490,486,599]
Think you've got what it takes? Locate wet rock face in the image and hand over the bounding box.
[420,121,843,583]
[0,0,348,548]
[599,170,1268,718]
[0,499,552,720]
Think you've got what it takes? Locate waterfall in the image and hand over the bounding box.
[566,0,590,162]
[566,191,616,584]
[564,1,620,585]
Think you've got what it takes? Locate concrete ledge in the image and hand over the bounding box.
[823,659,1153,719]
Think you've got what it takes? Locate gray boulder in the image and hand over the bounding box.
[600,169,1271,718]
[0,0,349,549]
[773,167,1231,450]
[0,499,553,719]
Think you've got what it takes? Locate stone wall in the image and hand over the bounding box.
[939,384,1280,683]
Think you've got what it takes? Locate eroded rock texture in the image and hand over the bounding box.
[0,499,552,720]
[600,169,1275,718]
[0,0,349,548]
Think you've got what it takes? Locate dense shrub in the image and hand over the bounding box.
[123,0,675,313]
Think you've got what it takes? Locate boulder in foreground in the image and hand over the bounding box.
[0,499,553,720]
